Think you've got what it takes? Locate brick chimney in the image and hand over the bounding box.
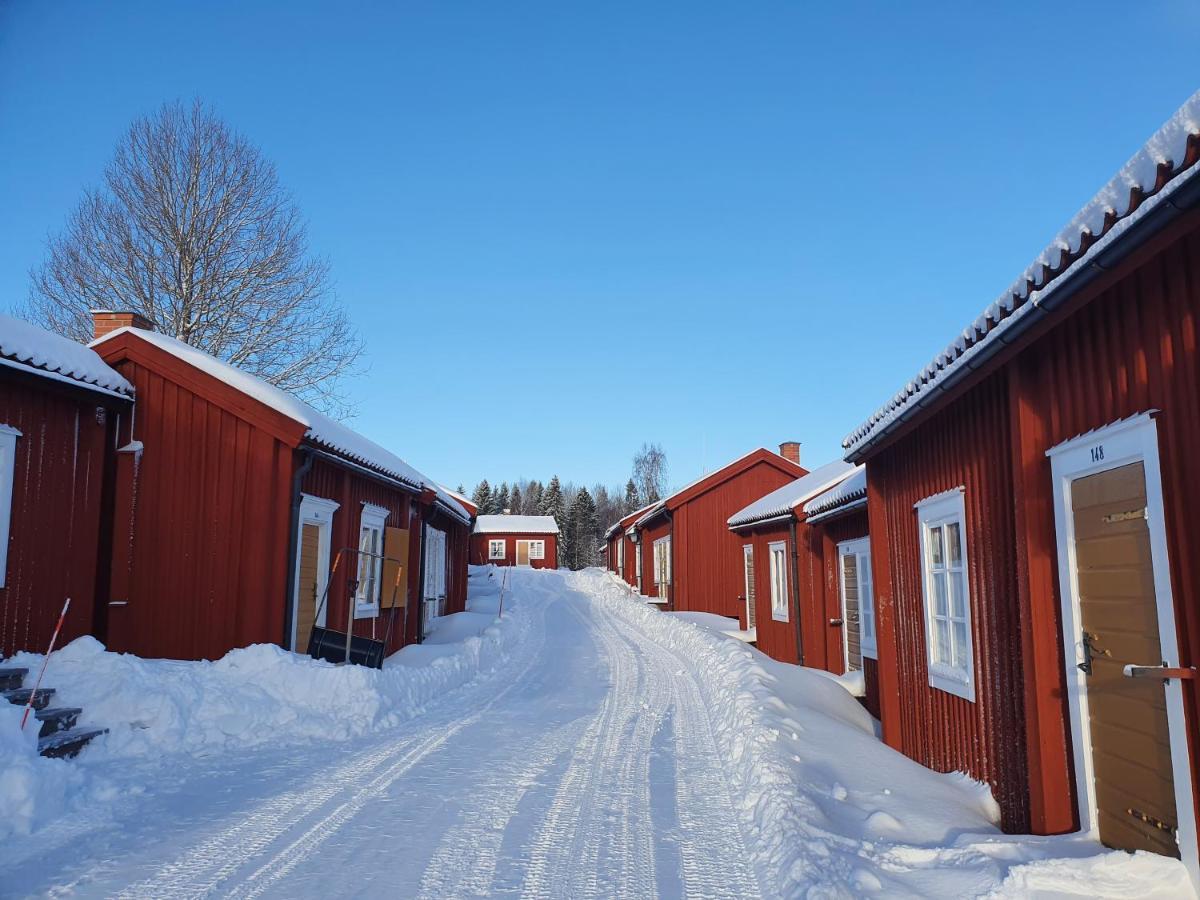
[779,441,801,465]
[92,310,154,341]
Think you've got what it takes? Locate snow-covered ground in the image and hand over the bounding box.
[0,567,1192,898]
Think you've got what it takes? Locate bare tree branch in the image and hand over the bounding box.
[23,99,363,418]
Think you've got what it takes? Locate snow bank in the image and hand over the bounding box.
[0,567,525,840]
[572,569,1193,899]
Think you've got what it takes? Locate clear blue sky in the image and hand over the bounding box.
[2,2,1197,493]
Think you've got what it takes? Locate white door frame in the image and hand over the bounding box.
[742,543,755,631]
[291,493,340,650]
[838,536,872,672]
[1047,411,1197,882]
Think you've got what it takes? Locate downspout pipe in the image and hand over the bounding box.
[283,448,315,649]
[789,516,805,667]
[665,509,675,611]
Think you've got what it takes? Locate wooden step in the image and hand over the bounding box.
[0,667,28,691]
[35,707,82,737]
[2,687,55,710]
[38,726,107,760]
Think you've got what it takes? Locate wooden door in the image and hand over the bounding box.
[296,523,321,650]
[841,551,862,672]
[516,540,530,566]
[743,545,757,630]
[1072,461,1179,858]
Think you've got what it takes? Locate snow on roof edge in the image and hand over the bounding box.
[843,91,1200,458]
[727,460,858,527]
[802,466,867,517]
[1,314,133,396]
[473,514,559,534]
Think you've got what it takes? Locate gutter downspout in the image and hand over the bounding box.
[789,516,805,667]
[665,509,675,611]
[283,448,315,649]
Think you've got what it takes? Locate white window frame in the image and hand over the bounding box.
[528,539,545,560]
[354,503,390,619]
[0,425,21,589]
[290,493,340,649]
[653,536,671,589]
[916,488,974,701]
[768,540,789,622]
[616,538,624,570]
[635,539,643,592]
[838,537,876,661]
[488,538,506,560]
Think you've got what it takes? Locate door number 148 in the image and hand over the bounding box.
[1090,445,1105,463]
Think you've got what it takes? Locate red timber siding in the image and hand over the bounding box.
[0,370,127,656]
[103,354,299,660]
[470,532,557,569]
[741,521,795,660]
[862,205,1200,836]
[670,455,803,617]
[638,518,672,599]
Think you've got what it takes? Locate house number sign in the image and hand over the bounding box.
[1089,444,1105,463]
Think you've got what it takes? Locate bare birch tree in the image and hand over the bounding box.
[24,99,362,417]
[632,443,668,504]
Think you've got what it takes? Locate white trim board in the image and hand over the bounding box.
[290,494,339,650]
[1047,412,1198,888]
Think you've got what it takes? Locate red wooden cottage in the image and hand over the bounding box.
[605,503,656,589]
[629,445,804,615]
[471,515,558,568]
[841,92,1200,879]
[0,315,133,657]
[90,313,470,662]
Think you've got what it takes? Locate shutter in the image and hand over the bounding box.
[381,527,409,609]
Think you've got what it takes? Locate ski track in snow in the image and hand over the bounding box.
[28,572,764,899]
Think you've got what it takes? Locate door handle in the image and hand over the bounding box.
[829,618,843,627]
[1078,631,1110,676]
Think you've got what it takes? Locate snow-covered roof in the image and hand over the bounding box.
[473,515,559,535]
[843,91,1200,459]
[440,485,476,514]
[727,460,857,528]
[1,314,133,397]
[803,465,866,517]
[605,500,659,539]
[92,327,468,522]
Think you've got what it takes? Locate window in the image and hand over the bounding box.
[488,539,506,560]
[653,537,671,588]
[617,538,624,570]
[0,425,19,589]
[635,540,643,591]
[916,490,974,701]
[838,538,876,669]
[768,541,789,622]
[355,503,389,618]
[529,540,545,560]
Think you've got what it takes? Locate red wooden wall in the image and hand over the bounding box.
[0,371,126,656]
[469,532,558,569]
[638,518,672,599]
[861,207,1200,836]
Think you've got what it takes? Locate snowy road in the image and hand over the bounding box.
[9,571,762,899]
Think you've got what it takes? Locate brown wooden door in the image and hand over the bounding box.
[1072,461,1180,858]
[841,551,862,672]
[516,541,530,566]
[296,523,321,650]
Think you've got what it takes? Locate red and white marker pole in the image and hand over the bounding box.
[21,597,71,731]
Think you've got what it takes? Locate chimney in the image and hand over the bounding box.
[92,310,154,341]
[779,441,801,465]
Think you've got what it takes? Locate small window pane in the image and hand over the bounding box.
[946,522,962,565]
[936,619,951,664]
[930,526,944,567]
[953,621,970,668]
[951,571,967,618]
[933,571,948,616]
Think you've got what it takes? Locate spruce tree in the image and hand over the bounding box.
[471,480,492,514]
[571,486,599,569]
[624,479,640,514]
[540,476,565,566]
[496,482,511,514]
[455,484,465,495]
[527,480,543,511]
[510,484,523,516]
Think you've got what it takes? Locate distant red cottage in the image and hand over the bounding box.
[626,445,805,616]
[471,515,558,569]
[90,314,470,662]
[0,315,133,657]
[843,92,1200,879]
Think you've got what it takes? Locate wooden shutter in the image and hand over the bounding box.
[382,527,410,609]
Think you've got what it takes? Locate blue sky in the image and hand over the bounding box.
[2,2,1197,493]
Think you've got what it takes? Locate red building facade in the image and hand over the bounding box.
[471,515,559,569]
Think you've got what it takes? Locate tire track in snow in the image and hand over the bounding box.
[114,586,550,900]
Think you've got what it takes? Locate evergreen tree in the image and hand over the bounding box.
[471,480,492,514]
[496,482,511,514]
[624,479,640,514]
[510,484,523,516]
[455,484,465,495]
[540,476,566,566]
[528,480,543,511]
[571,486,599,569]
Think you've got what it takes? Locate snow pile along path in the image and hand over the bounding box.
[570,569,1193,899]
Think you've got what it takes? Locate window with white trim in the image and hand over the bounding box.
[653,537,671,589]
[616,538,624,570]
[355,503,389,618]
[529,539,545,560]
[488,538,506,560]
[0,425,20,589]
[635,540,643,591]
[768,540,789,622]
[917,490,974,701]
